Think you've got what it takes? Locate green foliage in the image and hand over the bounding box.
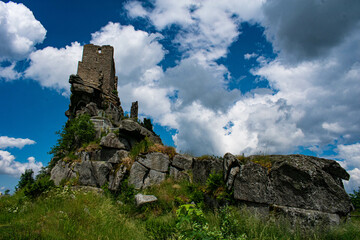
[175,204,247,240]
[1,186,360,240]
[112,89,118,95]
[16,169,54,199]
[145,216,176,240]
[206,173,224,194]
[129,137,154,160]
[49,114,95,167]
[16,169,35,190]
[350,187,360,209]
[23,175,55,199]
[142,118,154,132]
[4,189,10,195]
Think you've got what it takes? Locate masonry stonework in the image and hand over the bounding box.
[77,44,120,106]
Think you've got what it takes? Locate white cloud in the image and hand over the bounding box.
[336,143,360,170]
[126,0,264,63]
[0,150,42,177]
[0,62,21,80]
[90,22,166,83]
[25,42,83,95]
[322,122,345,134]
[244,53,258,60]
[125,1,149,19]
[0,136,36,149]
[0,1,46,61]
[344,168,360,193]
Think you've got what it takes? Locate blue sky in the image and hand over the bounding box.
[1,0,360,193]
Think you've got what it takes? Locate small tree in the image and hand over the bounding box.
[16,169,35,190]
[143,118,154,133]
[49,114,95,168]
[350,187,360,209]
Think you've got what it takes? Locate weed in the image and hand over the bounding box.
[148,143,177,159]
[129,137,154,160]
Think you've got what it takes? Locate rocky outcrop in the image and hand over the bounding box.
[50,45,353,227]
[223,153,353,225]
[192,156,222,184]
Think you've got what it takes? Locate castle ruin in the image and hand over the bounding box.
[66,44,123,120]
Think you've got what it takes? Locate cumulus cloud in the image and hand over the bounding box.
[336,143,360,170]
[25,42,83,95]
[0,62,21,80]
[261,0,360,62]
[344,168,360,193]
[0,150,43,177]
[244,53,258,60]
[0,136,36,149]
[90,22,166,83]
[126,0,264,62]
[0,1,46,61]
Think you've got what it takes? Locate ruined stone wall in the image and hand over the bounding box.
[77,44,116,96]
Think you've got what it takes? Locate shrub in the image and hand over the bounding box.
[23,175,55,199]
[142,118,154,133]
[250,155,272,170]
[148,143,177,159]
[350,187,360,209]
[129,137,154,160]
[49,114,95,167]
[16,169,54,199]
[16,169,35,190]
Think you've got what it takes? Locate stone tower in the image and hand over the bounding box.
[77,44,119,106]
[66,44,123,120]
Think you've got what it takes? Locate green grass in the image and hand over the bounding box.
[1,181,359,240]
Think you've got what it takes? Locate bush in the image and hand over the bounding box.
[142,118,154,133]
[129,137,154,160]
[49,114,95,167]
[350,187,360,209]
[16,169,54,199]
[148,143,177,159]
[23,175,55,199]
[16,169,35,190]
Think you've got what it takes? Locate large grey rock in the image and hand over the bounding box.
[170,166,190,181]
[229,154,353,219]
[233,162,273,204]
[92,161,112,187]
[172,154,193,170]
[50,161,77,186]
[129,161,149,189]
[91,117,113,139]
[108,165,127,191]
[269,155,352,216]
[100,148,118,162]
[100,133,126,149]
[118,119,162,145]
[143,170,166,188]
[271,205,341,227]
[74,160,97,187]
[135,193,158,206]
[108,150,129,164]
[226,166,240,191]
[192,157,223,184]
[137,152,170,173]
[223,153,240,181]
[73,160,111,187]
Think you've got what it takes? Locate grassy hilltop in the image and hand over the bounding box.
[1,175,360,240]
